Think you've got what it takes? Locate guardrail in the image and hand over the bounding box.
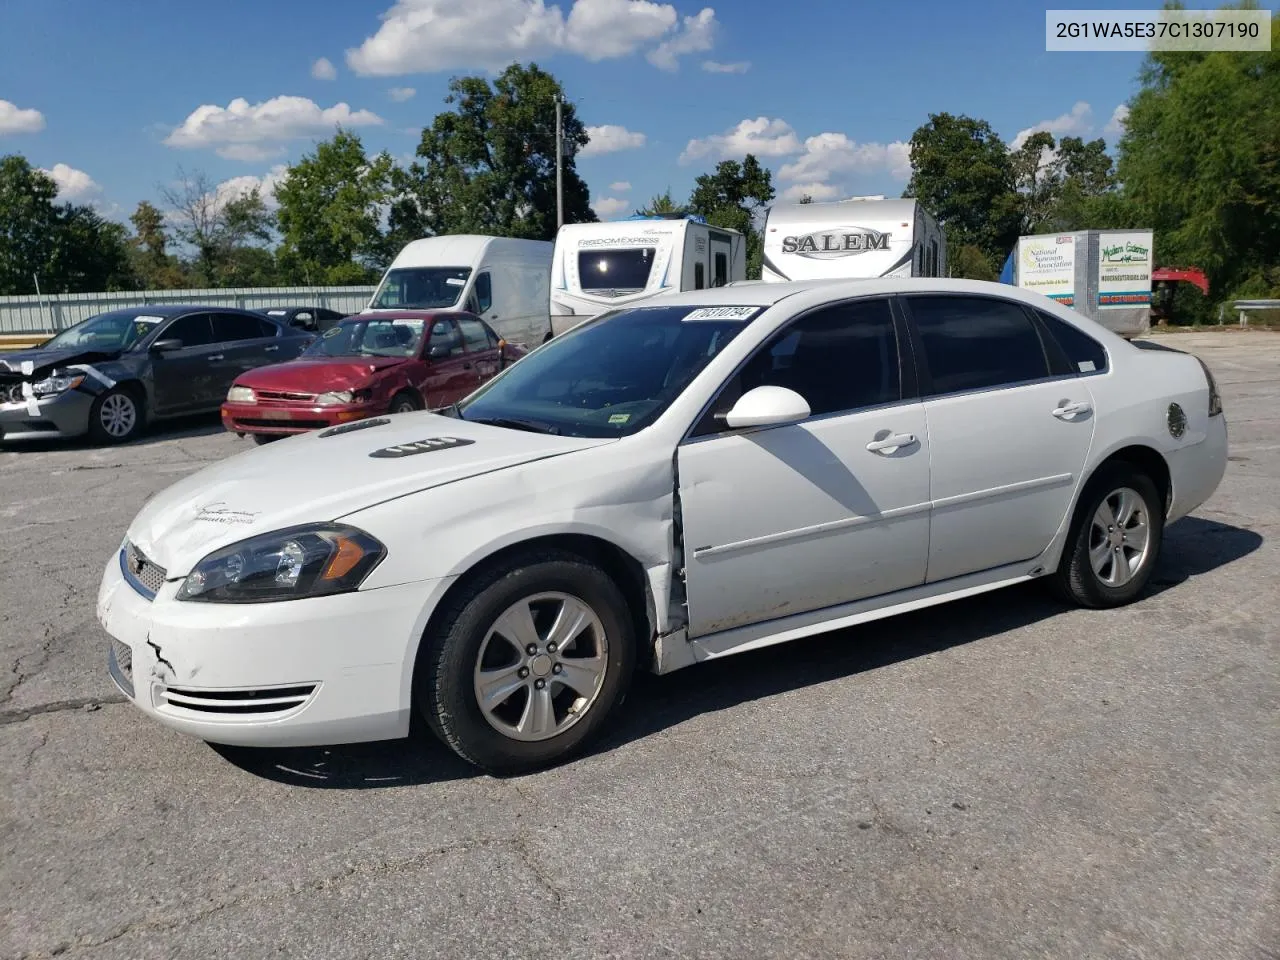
[1233,299,1280,327]
[0,333,50,351]
[0,285,377,334]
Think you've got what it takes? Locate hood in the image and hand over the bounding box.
[126,412,613,577]
[0,346,121,378]
[235,355,407,392]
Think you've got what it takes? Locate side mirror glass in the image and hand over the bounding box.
[722,385,810,429]
[428,343,451,359]
[151,338,183,353]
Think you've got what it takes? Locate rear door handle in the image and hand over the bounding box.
[866,433,917,454]
[207,354,224,362]
[1052,400,1092,419]
[462,362,473,369]
[265,345,279,353]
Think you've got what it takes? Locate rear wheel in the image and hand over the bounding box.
[251,433,283,445]
[87,386,144,445]
[1049,462,1164,608]
[415,549,635,774]
[389,391,421,415]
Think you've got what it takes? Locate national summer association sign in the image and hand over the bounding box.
[1019,235,1076,306]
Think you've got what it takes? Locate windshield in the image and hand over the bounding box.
[39,309,166,352]
[303,318,427,359]
[577,247,656,293]
[370,267,470,309]
[456,304,757,438]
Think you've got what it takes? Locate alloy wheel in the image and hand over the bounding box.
[1088,486,1152,588]
[99,393,137,438]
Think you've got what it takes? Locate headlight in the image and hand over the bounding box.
[175,524,386,603]
[227,385,255,403]
[31,373,84,397]
[315,390,354,405]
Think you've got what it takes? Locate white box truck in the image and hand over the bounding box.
[761,196,946,283]
[367,235,553,349]
[549,214,746,337]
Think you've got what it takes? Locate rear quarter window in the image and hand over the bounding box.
[1036,310,1109,375]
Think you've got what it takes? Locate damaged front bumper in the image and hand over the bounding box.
[0,387,94,440]
[96,546,449,748]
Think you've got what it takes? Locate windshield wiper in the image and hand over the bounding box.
[468,416,560,435]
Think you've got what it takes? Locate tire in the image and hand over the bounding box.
[389,391,421,415]
[1049,462,1164,608]
[415,549,636,774]
[87,386,144,444]
[251,433,281,446]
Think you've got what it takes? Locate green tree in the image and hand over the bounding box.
[160,168,277,286]
[635,188,688,216]
[128,200,190,288]
[274,130,394,284]
[950,243,999,281]
[1009,131,1059,234]
[400,63,596,240]
[0,155,135,295]
[903,112,1021,270]
[688,154,775,278]
[1115,8,1280,298]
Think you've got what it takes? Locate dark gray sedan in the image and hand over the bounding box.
[0,305,314,445]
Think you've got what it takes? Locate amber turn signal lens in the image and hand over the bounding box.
[321,535,366,581]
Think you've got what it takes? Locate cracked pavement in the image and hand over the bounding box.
[2,332,1278,959]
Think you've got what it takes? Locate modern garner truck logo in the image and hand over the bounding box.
[781,226,891,259]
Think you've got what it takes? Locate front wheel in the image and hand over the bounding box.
[389,391,421,415]
[415,550,635,774]
[1049,463,1164,608]
[88,386,144,444]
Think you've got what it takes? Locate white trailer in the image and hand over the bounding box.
[761,196,946,283]
[550,215,746,337]
[368,235,553,349]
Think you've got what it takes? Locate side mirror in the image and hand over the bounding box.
[722,385,810,429]
[150,338,183,353]
[428,343,451,359]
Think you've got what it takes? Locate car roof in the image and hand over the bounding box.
[342,310,461,321]
[93,304,269,318]
[635,276,1050,308]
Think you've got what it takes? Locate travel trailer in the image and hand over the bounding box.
[999,230,1155,339]
[368,235,553,349]
[761,197,946,283]
[550,215,747,337]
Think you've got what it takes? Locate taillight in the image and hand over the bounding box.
[1197,358,1223,416]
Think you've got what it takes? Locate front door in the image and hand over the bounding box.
[422,317,476,409]
[457,315,501,386]
[149,313,220,413]
[900,294,1096,583]
[677,296,932,637]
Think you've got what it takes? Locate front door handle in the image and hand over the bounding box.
[1052,400,1092,420]
[866,432,917,455]
[462,362,473,369]
[207,354,224,362]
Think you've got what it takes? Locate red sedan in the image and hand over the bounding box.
[221,310,526,443]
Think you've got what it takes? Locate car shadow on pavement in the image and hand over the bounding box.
[212,516,1261,788]
[0,413,227,453]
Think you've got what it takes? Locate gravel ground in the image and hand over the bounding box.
[2,329,1277,960]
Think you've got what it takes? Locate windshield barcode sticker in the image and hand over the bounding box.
[445,277,465,286]
[682,306,760,322]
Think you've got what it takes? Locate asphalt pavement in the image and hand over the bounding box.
[2,329,1277,959]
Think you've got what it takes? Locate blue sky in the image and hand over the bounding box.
[1,0,1271,225]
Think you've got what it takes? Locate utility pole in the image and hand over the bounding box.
[555,95,564,230]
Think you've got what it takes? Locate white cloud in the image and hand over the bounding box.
[387,86,417,101]
[311,57,338,80]
[581,124,647,157]
[214,164,290,212]
[778,133,912,184]
[39,163,102,200]
[0,99,45,135]
[1104,103,1129,138]
[164,96,384,157]
[679,116,802,164]
[701,59,749,73]
[779,181,842,203]
[609,180,631,192]
[217,143,288,162]
[592,195,630,217]
[1011,101,1093,151]
[646,7,717,71]
[345,0,716,74]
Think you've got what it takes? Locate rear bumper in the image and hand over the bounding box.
[0,389,94,441]
[221,400,379,436]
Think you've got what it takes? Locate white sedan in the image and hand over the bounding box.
[97,278,1228,773]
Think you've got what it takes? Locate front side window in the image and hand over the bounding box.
[455,304,752,437]
[907,296,1050,395]
[303,318,426,359]
[162,313,215,348]
[692,298,900,436]
[474,273,493,313]
[427,318,465,358]
[458,316,494,352]
[370,267,471,309]
[577,247,656,292]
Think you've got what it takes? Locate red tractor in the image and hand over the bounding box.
[1149,267,1208,325]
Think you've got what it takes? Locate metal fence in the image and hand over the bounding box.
[0,285,378,334]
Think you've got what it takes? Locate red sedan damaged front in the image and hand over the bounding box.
[220,311,520,443]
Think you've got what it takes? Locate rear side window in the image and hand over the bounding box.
[1036,310,1108,375]
[213,312,274,341]
[908,296,1050,395]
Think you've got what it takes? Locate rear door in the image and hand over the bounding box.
[900,293,1096,583]
[149,312,220,413]
[422,317,475,408]
[210,312,286,396]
